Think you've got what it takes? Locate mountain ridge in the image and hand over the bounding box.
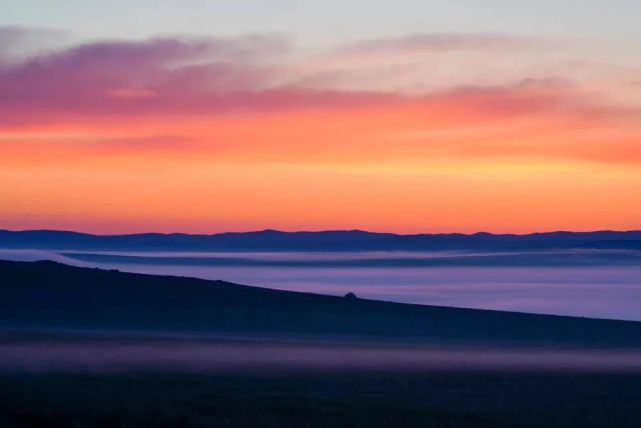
[3,228,641,252]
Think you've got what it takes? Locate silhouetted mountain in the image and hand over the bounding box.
[2,260,641,347]
[2,228,641,252]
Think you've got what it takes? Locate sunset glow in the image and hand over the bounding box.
[2,2,641,233]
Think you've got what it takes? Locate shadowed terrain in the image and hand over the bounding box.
[2,371,641,428]
[3,259,641,346]
[3,259,641,427]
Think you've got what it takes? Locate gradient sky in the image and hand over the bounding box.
[2,1,641,233]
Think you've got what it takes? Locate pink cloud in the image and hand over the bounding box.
[0,32,569,124]
[0,32,410,124]
[1,29,639,153]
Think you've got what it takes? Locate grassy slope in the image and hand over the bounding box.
[2,259,641,347]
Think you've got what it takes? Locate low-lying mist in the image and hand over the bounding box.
[2,249,641,321]
[3,336,641,374]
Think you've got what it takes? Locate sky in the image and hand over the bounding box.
[1,1,641,234]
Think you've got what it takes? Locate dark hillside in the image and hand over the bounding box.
[2,260,641,347]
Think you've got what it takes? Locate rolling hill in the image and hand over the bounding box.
[2,259,641,347]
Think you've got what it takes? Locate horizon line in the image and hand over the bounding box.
[2,227,641,238]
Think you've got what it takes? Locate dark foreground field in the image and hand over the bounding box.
[2,260,641,427]
[2,333,641,427]
[2,369,641,428]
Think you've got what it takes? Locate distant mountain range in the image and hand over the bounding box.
[2,229,641,252]
[3,259,641,347]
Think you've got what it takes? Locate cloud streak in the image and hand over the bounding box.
[0,30,634,123]
[0,32,422,125]
[0,26,69,64]
[338,33,544,55]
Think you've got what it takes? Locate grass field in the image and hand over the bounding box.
[2,369,641,427]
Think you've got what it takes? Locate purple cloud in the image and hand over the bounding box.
[0,29,634,135]
[0,31,404,124]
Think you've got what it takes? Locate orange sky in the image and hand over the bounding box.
[2,31,641,233]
